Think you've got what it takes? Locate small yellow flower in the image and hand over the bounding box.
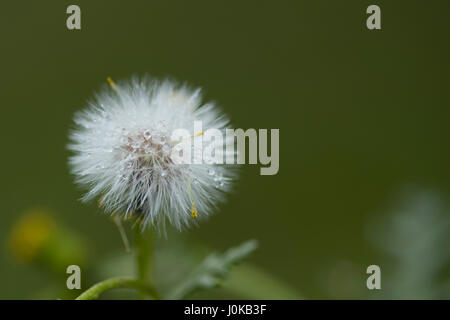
[8,209,54,262]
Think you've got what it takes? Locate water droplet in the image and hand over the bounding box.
[143,130,152,140]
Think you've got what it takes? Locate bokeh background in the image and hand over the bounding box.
[1,0,450,299]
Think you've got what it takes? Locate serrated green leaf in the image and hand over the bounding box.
[166,239,258,299]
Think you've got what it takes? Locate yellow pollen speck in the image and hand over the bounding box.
[188,176,198,218]
[170,131,204,145]
[192,131,204,138]
[107,77,118,93]
[191,204,198,218]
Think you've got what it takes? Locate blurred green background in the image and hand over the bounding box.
[1,0,450,299]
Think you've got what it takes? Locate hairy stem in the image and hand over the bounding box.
[75,277,158,300]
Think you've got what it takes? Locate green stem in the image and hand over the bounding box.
[75,277,158,300]
[134,227,153,299]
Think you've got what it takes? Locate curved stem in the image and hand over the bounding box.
[75,277,158,300]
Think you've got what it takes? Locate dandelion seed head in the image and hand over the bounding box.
[68,76,237,231]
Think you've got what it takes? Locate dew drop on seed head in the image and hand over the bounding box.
[143,130,152,140]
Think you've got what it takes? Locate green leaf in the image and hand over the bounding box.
[166,239,258,299]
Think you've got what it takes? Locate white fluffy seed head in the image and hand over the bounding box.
[68,76,237,231]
